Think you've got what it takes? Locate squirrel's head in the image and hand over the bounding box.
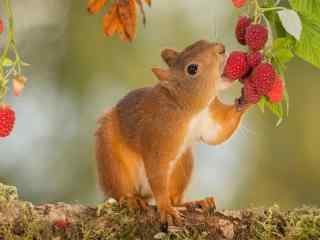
[152,40,228,95]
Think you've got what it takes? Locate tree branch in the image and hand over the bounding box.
[0,183,319,239]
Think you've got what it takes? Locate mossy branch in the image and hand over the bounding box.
[0,183,319,240]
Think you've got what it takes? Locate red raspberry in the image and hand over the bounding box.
[232,0,247,8]
[235,16,251,45]
[245,24,268,51]
[239,68,252,84]
[223,51,249,81]
[267,75,284,103]
[0,19,3,34]
[247,51,263,68]
[251,63,276,95]
[54,219,71,230]
[243,79,261,104]
[0,105,15,138]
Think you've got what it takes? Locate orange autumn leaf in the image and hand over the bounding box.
[103,0,137,42]
[103,3,130,42]
[87,0,108,14]
[89,0,151,42]
[117,0,137,41]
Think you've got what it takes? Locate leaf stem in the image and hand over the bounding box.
[261,6,286,12]
[0,0,25,104]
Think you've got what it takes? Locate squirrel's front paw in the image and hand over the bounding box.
[159,206,185,232]
[184,197,216,212]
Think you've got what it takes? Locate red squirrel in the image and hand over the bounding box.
[95,40,250,229]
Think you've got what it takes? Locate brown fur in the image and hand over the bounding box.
[95,40,249,227]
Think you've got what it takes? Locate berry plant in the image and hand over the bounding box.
[0,0,28,138]
[1,0,320,138]
[227,0,320,125]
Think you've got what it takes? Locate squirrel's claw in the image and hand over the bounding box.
[235,96,252,112]
[160,206,185,232]
[119,195,149,211]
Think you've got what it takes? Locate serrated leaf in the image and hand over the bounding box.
[278,9,302,40]
[289,0,320,22]
[2,58,13,67]
[295,16,320,68]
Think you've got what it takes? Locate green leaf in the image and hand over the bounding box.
[289,0,320,22]
[271,38,295,70]
[295,16,320,68]
[258,96,267,113]
[284,88,290,116]
[272,37,294,49]
[277,9,302,40]
[264,8,287,38]
[2,58,13,67]
[274,49,294,63]
[265,101,284,126]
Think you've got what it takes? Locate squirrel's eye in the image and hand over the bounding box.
[187,63,198,76]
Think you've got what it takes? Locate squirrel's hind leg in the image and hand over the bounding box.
[95,111,150,206]
[168,148,216,212]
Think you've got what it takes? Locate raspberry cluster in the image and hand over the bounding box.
[223,16,284,105]
[0,105,15,138]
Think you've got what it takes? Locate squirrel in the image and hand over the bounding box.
[95,40,250,230]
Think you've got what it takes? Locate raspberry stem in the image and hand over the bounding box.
[0,0,25,104]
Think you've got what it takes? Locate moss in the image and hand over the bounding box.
[1,183,320,240]
[81,200,139,239]
[154,229,209,240]
[0,183,18,202]
[0,200,50,240]
[251,205,320,240]
[287,207,320,240]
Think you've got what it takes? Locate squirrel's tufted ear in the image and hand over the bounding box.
[161,48,178,67]
[152,68,170,81]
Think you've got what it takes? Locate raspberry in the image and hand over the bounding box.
[0,105,15,138]
[0,19,3,34]
[267,75,284,103]
[239,68,252,84]
[223,51,249,81]
[245,24,268,51]
[243,79,261,104]
[235,16,251,45]
[251,63,276,96]
[247,51,263,68]
[232,0,247,8]
[54,219,71,230]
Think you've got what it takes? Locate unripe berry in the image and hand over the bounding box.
[267,75,284,103]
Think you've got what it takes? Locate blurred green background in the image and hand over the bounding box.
[1,0,320,209]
